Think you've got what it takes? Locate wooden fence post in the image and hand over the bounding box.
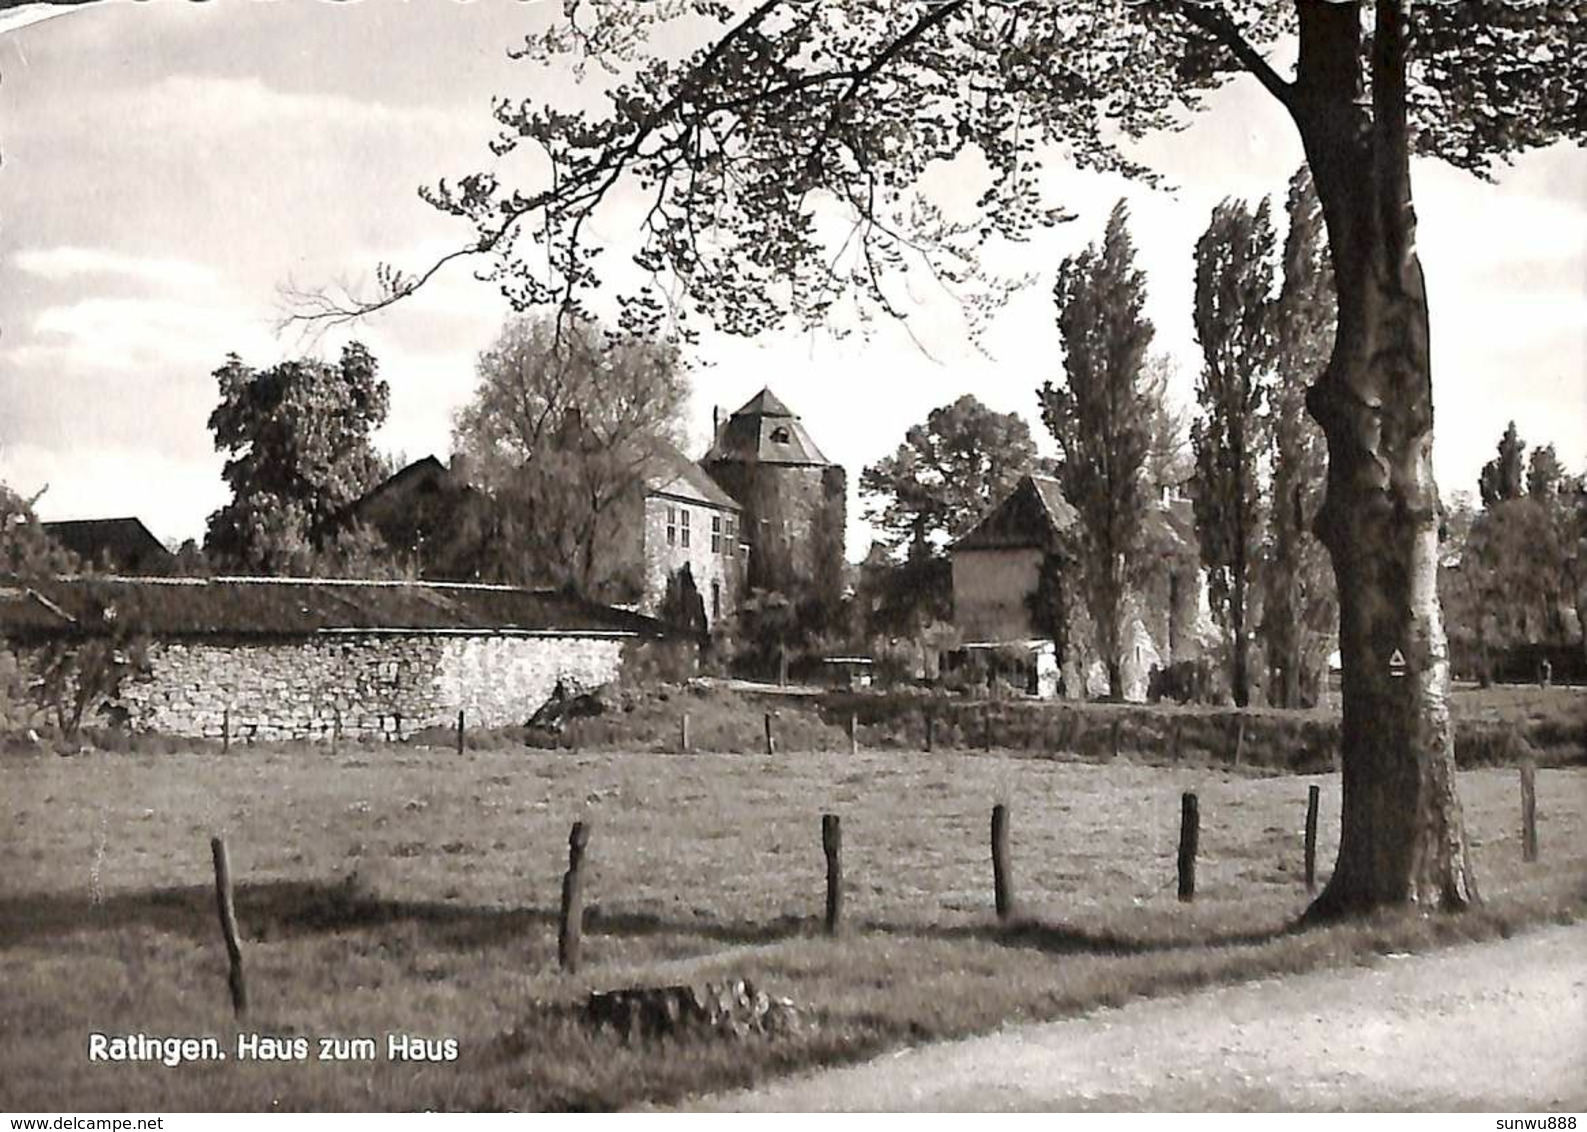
[558,820,591,973]
[822,813,843,935]
[991,803,1014,921]
[983,705,993,752]
[394,711,403,744]
[210,836,247,1018]
[331,707,341,754]
[848,713,858,756]
[1521,759,1539,863]
[456,710,465,756]
[1170,719,1182,764]
[1304,784,1321,892]
[1233,715,1245,767]
[923,711,934,753]
[1111,718,1121,761]
[680,711,691,754]
[763,712,776,756]
[222,707,230,754]
[1177,792,1199,902]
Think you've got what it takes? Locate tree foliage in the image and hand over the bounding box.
[1261,167,1337,708]
[290,1,1581,341]
[1527,443,1564,502]
[1190,194,1276,707]
[1478,420,1527,507]
[1141,352,1192,495]
[1041,200,1156,699]
[1447,423,1585,678]
[859,394,1036,555]
[451,312,691,599]
[0,483,78,578]
[204,343,391,574]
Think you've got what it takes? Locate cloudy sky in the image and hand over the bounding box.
[1,0,1582,558]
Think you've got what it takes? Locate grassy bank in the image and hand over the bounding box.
[524,681,1585,770]
[3,741,1584,1110]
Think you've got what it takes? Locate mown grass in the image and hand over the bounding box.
[2,734,1584,1111]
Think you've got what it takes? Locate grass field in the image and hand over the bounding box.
[3,723,1585,1112]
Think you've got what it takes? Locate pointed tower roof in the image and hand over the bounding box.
[703,387,830,466]
[735,387,795,418]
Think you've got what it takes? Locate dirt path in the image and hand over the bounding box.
[688,923,1587,1112]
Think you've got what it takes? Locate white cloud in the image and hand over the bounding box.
[20,295,278,374]
[139,74,475,137]
[13,246,217,290]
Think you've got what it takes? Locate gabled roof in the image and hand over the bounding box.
[703,387,831,467]
[41,517,174,575]
[645,443,742,511]
[350,456,463,514]
[0,575,672,641]
[952,475,1077,553]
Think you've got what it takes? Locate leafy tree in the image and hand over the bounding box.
[1141,353,1193,495]
[293,1,1585,916]
[1527,444,1563,502]
[1191,195,1277,707]
[204,343,391,574]
[0,483,78,577]
[1478,421,1527,508]
[31,625,152,737]
[451,312,690,600]
[861,395,1037,556]
[1262,167,1337,709]
[1041,201,1156,700]
[855,541,953,640]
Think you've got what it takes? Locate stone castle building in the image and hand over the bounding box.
[702,389,846,606]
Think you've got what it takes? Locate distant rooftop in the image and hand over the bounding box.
[952,475,1078,552]
[42,517,174,575]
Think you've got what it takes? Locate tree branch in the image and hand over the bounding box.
[1163,0,1296,111]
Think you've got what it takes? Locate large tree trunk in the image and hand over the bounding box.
[1295,0,1478,918]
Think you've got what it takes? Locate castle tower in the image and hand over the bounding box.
[702,388,846,603]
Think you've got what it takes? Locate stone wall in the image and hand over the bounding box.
[113,632,633,742]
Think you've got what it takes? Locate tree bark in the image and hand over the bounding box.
[1294,0,1478,917]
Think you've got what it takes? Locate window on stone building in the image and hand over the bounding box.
[770,426,791,444]
[680,508,691,548]
[711,514,722,553]
[666,506,677,546]
[724,516,737,554]
[711,579,721,620]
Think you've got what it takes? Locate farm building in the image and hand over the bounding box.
[41,517,174,575]
[0,575,691,741]
[949,474,1213,701]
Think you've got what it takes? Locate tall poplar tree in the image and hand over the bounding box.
[1191,196,1277,707]
[1264,167,1338,709]
[1041,201,1155,700]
